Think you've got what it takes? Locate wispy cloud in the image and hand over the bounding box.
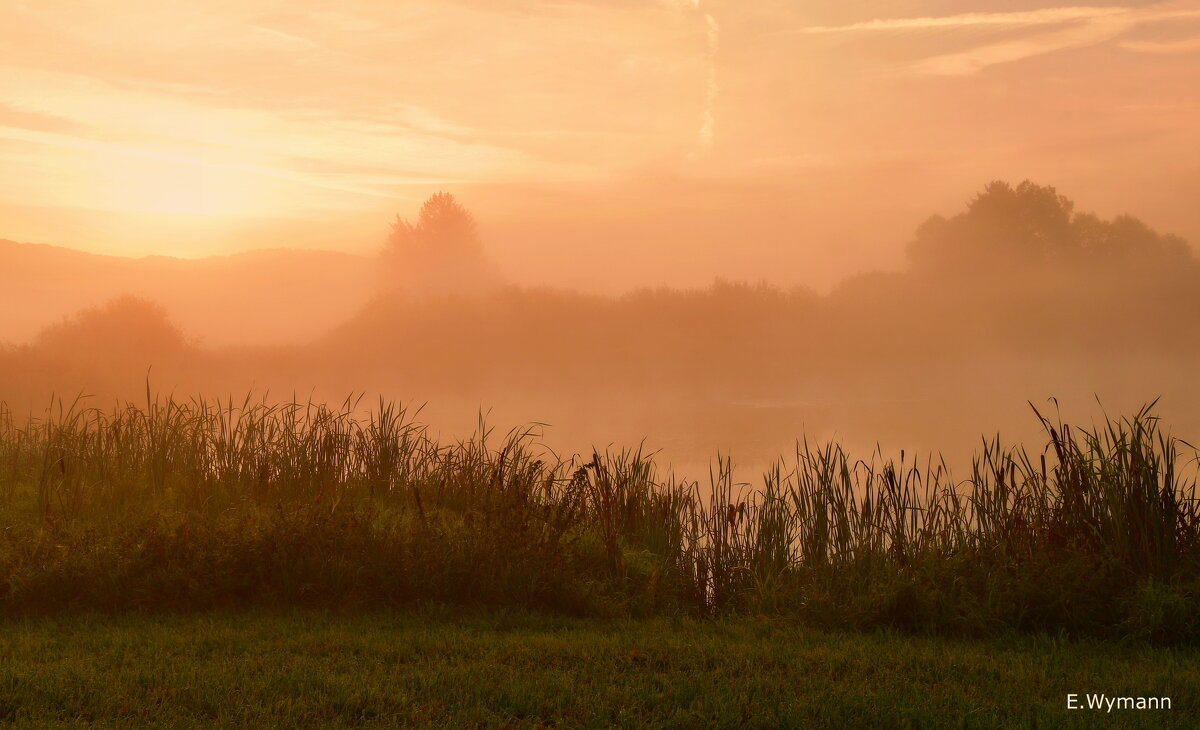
[912,14,1132,74]
[796,7,1129,34]
[791,4,1200,75]
[0,66,571,200]
[912,6,1200,74]
[1119,34,1200,53]
[0,125,424,200]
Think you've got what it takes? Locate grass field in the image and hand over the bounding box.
[1,609,1197,728]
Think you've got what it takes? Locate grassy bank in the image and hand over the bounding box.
[2,609,1197,728]
[1,393,1198,640]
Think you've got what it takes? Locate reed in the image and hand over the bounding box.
[0,392,1197,640]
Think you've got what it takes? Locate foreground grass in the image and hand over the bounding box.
[3,394,1200,639]
[1,610,1197,728]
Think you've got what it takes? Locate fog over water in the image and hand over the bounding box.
[3,182,1197,488]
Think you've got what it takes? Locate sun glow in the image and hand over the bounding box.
[85,150,271,217]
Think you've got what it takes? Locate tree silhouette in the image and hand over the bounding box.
[907,180,1190,273]
[386,192,479,259]
[34,296,188,361]
[381,192,501,295]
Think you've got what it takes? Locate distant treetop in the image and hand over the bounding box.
[380,192,501,296]
[387,192,479,257]
[907,180,1190,272]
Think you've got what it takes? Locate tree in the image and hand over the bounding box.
[381,193,501,296]
[386,192,479,259]
[907,180,1191,273]
[34,296,188,361]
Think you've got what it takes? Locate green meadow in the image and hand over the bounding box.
[2,609,1197,728]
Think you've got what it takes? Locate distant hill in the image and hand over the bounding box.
[0,239,375,346]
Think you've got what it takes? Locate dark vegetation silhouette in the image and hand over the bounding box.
[0,241,371,346]
[909,180,1191,271]
[380,191,502,296]
[1,391,1197,641]
[310,180,1199,400]
[34,296,189,358]
[1,296,197,399]
[388,192,481,256]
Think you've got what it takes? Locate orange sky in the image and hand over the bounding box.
[1,0,1198,290]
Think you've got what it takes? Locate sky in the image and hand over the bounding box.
[1,0,1198,290]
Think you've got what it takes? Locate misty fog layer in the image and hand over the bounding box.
[2,181,1196,478]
